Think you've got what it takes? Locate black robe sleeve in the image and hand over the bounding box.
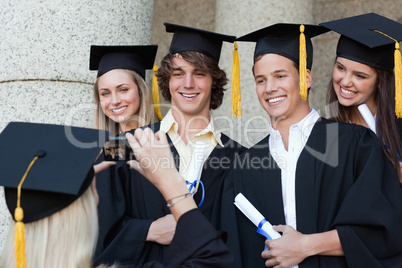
[144,209,234,268]
[94,155,128,265]
[330,125,402,267]
[95,163,154,265]
[211,168,241,268]
[293,119,402,267]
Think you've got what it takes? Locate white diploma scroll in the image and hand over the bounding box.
[358,104,376,135]
[234,193,281,240]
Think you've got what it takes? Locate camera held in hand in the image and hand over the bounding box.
[103,136,135,161]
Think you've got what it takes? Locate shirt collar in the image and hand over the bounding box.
[160,109,177,133]
[160,109,223,146]
[269,109,320,143]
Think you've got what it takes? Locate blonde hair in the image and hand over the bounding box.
[93,70,154,135]
[0,186,98,268]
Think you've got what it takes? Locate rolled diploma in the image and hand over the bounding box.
[234,193,281,240]
[358,104,376,135]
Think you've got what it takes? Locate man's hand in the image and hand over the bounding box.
[263,225,308,267]
[146,214,177,245]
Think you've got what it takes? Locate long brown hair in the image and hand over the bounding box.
[327,62,402,178]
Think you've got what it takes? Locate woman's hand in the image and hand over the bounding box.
[126,128,196,220]
[125,129,177,188]
[125,128,187,197]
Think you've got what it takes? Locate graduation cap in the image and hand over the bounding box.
[320,12,402,117]
[237,23,328,100]
[89,45,158,78]
[0,122,108,266]
[164,22,236,62]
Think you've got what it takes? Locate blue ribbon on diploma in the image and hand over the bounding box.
[256,218,271,250]
[186,179,205,207]
[234,192,281,251]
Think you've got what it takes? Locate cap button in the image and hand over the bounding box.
[34,150,46,158]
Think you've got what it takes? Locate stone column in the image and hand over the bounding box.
[0,0,154,255]
[214,0,314,147]
[0,0,154,131]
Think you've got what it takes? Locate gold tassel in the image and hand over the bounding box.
[395,42,402,118]
[152,65,162,121]
[232,42,241,118]
[14,208,26,268]
[299,24,308,101]
[14,156,39,268]
[372,30,402,117]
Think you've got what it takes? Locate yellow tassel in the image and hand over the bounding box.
[372,30,402,117]
[152,65,162,121]
[232,42,241,118]
[299,24,308,101]
[14,155,38,268]
[395,42,402,118]
[14,208,26,268]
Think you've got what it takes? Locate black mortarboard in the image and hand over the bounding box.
[89,45,158,78]
[0,122,108,223]
[237,23,328,100]
[320,13,402,71]
[236,23,328,69]
[164,22,236,62]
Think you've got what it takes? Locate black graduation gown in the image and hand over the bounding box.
[95,122,244,267]
[141,208,234,268]
[220,118,402,268]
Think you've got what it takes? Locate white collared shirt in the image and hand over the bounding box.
[160,109,223,184]
[269,109,320,268]
[269,109,320,245]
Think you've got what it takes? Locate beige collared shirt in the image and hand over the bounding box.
[160,109,223,182]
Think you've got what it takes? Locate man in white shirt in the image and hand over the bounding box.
[221,23,402,268]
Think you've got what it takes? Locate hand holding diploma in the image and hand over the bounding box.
[234,193,281,240]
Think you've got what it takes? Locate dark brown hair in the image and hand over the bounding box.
[327,61,402,179]
[156,51,227,110]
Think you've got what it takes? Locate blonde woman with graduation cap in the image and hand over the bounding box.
[90,45,158,135]
[0,122,234,268]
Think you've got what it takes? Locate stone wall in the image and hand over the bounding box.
[0,0,154,131]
